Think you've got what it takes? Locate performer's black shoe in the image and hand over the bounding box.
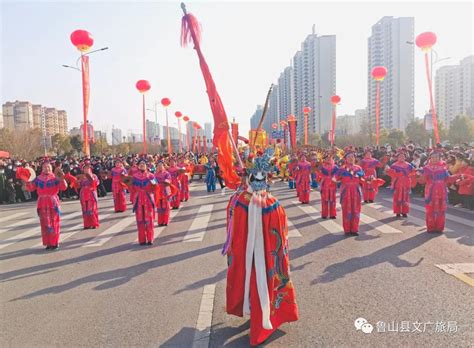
[369,200,374,203]
[322,216,328,219]
[352,232,359,236]
[402,214,408,218]
[364,200,369,203]
[164,224,168,226]
[396,214,401,217]
[330,216,336,219]
[147,241,153,245]
[45,246,51,250]
[139,242,146,246]
[50,245,59,250]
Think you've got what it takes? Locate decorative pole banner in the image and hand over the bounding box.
[287,114,297,149]
[175,111,183,153]
[330,95,341,146]
[81,55,90,156]
[303,107,311,145]
[371,66,387,146]
[180,3,241,189]
[416,31,440,144]
[161,98,172,153]
[136,80,151,154]
[183,116,190,150]
[231,119,239,147]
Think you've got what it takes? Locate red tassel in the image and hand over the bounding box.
[181,13,201,47]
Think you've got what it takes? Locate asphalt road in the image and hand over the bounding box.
[0,181,472,347]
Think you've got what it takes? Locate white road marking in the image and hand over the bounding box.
[382,198,472,227]
[435,263,474,287]
[0,217,38,234]
[293,202,343,234]
[183,205,214,242]
[192,284,216,348]
[287,219,302,237]
[83,216,135,247]
[0,212,28,224]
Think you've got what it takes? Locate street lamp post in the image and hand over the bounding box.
[66,30,108,157]
[136,80,151,154]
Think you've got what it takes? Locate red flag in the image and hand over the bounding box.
[181,11,240,189]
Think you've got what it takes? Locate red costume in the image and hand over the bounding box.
[295,160,312,203]
[168,165,182,209]
[225,190,298,346]
[360,158,384,202]
[386,161,416,215]
[336,164,364,234]
[316,159,339,218]
[128,165,139,204]
[26,173,67,248]
[111,166,128,212]
[79,174,100,229]
[131,171,156,244]
[178,162,190,202]
[419,163,450,232]
[155,170,172,226]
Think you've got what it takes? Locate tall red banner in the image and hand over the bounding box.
[81,55,90,156]
[424,53,440,144]
[375,81,380,146]
[181,11,240,189]
[288,120,297,149]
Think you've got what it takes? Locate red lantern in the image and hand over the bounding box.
[136,80,151,93]
[70,30,94,52]
[331,95,341,105]
[280,120,287,127]
[175,111,182,118]
[287,114,296,122]
[183,116,190,122]
[161,98,171,107]
[371,66,388,81]
[272,123,277,129]
[416,32,437,51]
[303,106,311,114]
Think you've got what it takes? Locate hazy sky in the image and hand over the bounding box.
[1,0,472,138]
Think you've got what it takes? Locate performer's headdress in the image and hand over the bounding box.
[246,148,274,191]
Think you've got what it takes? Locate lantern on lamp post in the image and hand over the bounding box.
[136,80,151,154]
[175,111,183,153]
[161,98,172,153]
[371,66,387,146]
[183,116,190,151]
[330,95,341,146]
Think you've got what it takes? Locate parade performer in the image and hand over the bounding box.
[288,156,298,189]
[278,154,289,181]
[154,161,172,226]
[316,153,339,219]
[178,157,190,202]
[24,160,67,250]
[360,150,384,203]
[205,158,217,192]
[131,159,156,245]
[223,149,298,346]
[78,163,100,229]
[168,158,182,209]
[336,153,364,235]
[111,159,128,212]
[418,152,451,233]
[385,151,416,217]
[294,154,312,204]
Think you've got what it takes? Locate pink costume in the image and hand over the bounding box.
[168,166,182,209]
[360,158,383,202]
[316,160,339,218]
[79,174,100,229]
[419,163,450,232]
[295,160,312,203]
[178,162,190,202]
[386,161,416,215]
[336,164,364,234]
[111,167,128,212]
[26,173,67,247]
[155,170,172,225]
[131,171,156,244]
